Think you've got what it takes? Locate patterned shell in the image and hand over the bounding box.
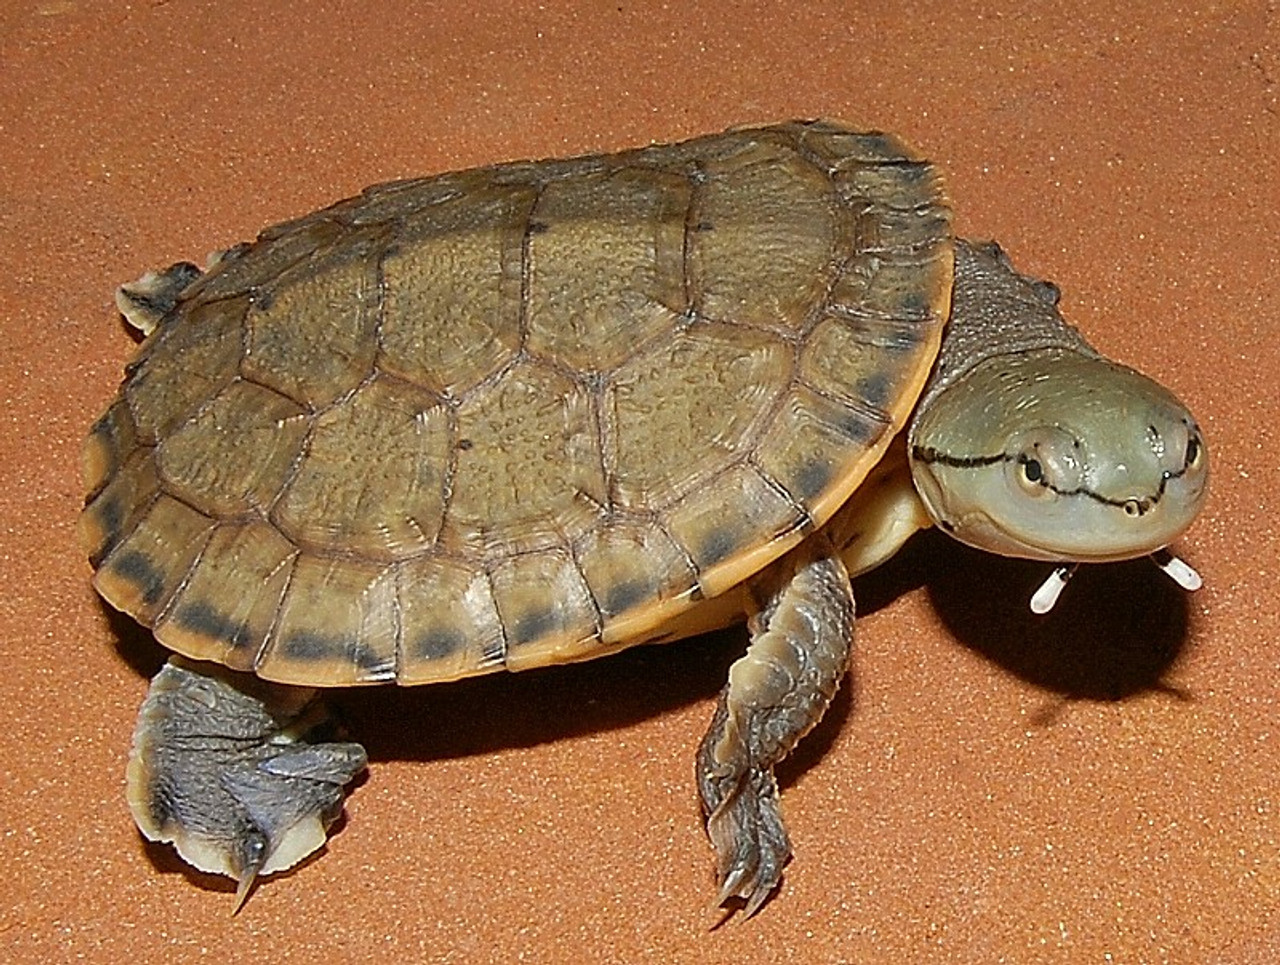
[81,121,953,687]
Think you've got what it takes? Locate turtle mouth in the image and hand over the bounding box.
[913,438,1208,563]
[1026,459,1207,524]
[938,491,1200,566]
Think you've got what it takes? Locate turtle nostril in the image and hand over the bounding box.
[1122,497,1153,517]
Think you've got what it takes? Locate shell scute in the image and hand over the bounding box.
[85,122,952,684]
[377,179,531,396]
[155,520,296,671]
[273,377,451,561]
[242,225,385,408]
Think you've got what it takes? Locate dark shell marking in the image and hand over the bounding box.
[83,121,952,686]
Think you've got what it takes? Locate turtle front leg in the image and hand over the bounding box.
[696,546,855,916]
[127,657,368,909]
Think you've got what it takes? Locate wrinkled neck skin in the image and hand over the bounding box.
[906,240,1208,576]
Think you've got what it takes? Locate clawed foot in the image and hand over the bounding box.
[701,760,791,917]
[695,548,855,917]
[127,657,367,909]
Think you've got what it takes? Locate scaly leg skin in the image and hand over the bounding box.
[116,244,250,335]
[115,262,203,335]
[696,546,855,917]
[126,656,368,910]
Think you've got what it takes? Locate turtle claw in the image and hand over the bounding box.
[741,877,778,919]
[704,764,791,917]
[715,864,749,907]
[715,855,784,919]
[127,658,367,908]
[232,869,259,915]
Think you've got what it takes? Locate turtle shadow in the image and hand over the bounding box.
[864,528,1195,708]
[104,532,1196,905]
[107,527,1195,776]
[341,626,748,765]
[105,596,750,764]
[109,605,169,680]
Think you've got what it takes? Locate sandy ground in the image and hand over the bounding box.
[1,2,1276,962]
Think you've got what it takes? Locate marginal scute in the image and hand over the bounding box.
[193,216,347,301]
[492,154,612,187]
[867,259,942,318]
[491,550,600,670]
[801,315,926,415]
[82,399,138,500]
[155,520,297,671]
[85,122,952,684]
[663,463,806,598]
[396,556,505,684]
[348,169,476,225]
[798,124,912,166]
[93,495,217,624]
[255,555,398,686]
[857,206,952,255]
[575,519,696,643]
[754,385,891,515]
[831,160,943,212]
[80,448,158,568]
[273,377,451,560]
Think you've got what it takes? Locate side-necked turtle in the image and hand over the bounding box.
[81,121,1208,913]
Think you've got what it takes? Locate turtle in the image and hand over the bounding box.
[80,120,1209,914]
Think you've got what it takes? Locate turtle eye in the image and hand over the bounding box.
[1005,427,1083,499]
[1016,454,1049,494]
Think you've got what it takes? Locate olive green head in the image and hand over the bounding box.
[908,348,1208,564]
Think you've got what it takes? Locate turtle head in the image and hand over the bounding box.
[907,347,1208,607]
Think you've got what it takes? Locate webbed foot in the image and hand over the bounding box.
[126,657,367,909]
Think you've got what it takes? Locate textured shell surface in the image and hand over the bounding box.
[81,121,953,687]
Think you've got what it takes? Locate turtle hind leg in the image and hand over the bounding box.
[115,262,204,335]
[696,546,855,916]
[127,656,368,910]
[116,243,252,335]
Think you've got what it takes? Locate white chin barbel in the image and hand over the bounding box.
[1029,549,1203,615]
